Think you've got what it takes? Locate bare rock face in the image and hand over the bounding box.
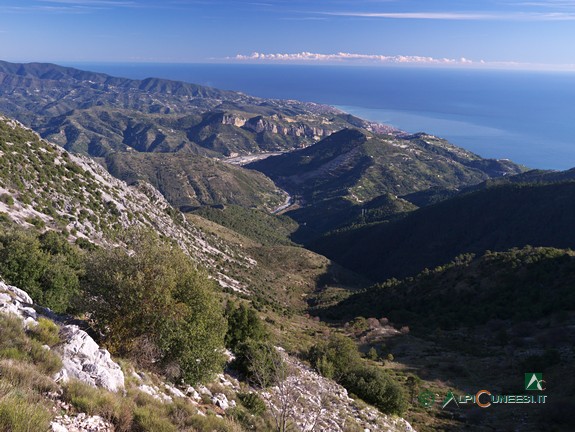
[0,280,124,393]
[0,280,37,328]
[54,325,125,393]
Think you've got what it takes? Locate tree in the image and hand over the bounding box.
[225,302,268,352]
[82,230,226,383]
[366,347,379,361]
[308,333,362,381]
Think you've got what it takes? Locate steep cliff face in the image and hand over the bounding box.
[241,115,331,141]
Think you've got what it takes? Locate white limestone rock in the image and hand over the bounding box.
[50,413,113,432]
[211,393,230,410]
[164,383,186,399]
[54,325,125,393]
[137,384,172,403]
[0,280,37,325]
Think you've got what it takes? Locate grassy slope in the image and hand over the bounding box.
[105,152,286,211]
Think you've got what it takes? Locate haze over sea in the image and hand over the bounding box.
[67,63,575,170]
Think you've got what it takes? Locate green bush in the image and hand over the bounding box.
[341,365,407,415]
[82,230,227,384]
[308,334,362,381]
[233,339,284,387]
[0,229,82,313]
[225,302,268,352]
[309,333,406,415]
[0,194,14,206]
[238,392,267,415]
[166,399,198,429]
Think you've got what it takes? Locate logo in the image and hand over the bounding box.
[418,374,548,409]
[442,390,459,409]
[418,389,436,408]
[525,373,545,391]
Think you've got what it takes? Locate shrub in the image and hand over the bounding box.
[365,347,377,361]
[63,380,134,431]
[309,333,407,415]
[133,406,177,432]
[82,230,227,384]
[238,392,267,415]
[233,339,284,387]
[0,194,14,206]
[188,414,244,432]
[341,365,407,415]
[0,229,82,312]
[0,314,62,374]
[166,399,198,429]
[28,339,63,374]
[225,302,268,352]
[0,360,58,394]
[308,334,362,381]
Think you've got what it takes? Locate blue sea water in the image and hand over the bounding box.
[65,63,575,170]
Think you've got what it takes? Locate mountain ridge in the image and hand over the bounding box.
[0,59,396,157]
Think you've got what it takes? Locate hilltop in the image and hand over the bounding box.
[248,129,525,239]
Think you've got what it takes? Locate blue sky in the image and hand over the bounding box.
[1,0,575,68]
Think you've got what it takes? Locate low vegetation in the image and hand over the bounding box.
[192,205,298,246]
[308,333,407,415]
[0,315,59,432]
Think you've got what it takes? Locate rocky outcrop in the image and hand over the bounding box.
[242,115,330,140]
[54,326,125,393]
[0,280,124,393]
[221,113,247,128]
[0,115,252,293]
[0,281,37,328]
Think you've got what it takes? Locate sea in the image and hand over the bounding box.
[64,63,575,170]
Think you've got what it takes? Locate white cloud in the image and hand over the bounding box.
[231,51,476,65]
[229,52,575,71]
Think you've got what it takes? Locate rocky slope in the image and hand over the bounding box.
[0,114,253,292]
[104,151,287,211]
[0,279,415,432]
